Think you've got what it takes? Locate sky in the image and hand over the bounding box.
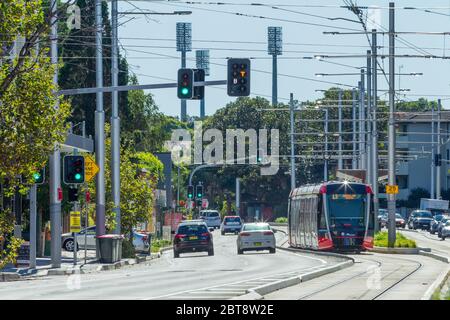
[116,0,450,118]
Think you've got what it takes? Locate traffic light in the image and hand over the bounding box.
[187,185,194,199]
[178,68,194,99]
[193,69,205,100]
[196,185,203,199]
[68,187,79,202]
[435,154,442,167]
[63,155,85,184]
[32,167,45,185]
[227,58,251,97]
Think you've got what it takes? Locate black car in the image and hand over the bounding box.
[173,221,214,258]
[408,210,433,230]
[430,214,446,234]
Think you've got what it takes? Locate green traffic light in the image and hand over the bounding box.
[33,173,41,180]
[75,173,82,180]
[181,87,189,95]
[197,194,201,197]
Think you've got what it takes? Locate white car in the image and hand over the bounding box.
[440,221,450,240]
[199,210,221,229]
[237,223,276,254]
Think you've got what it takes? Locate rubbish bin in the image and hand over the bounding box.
[96,234,124,263]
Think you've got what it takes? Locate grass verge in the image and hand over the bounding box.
[374,231,417,248]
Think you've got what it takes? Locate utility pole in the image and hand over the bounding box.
[387,2,396,247]
[50,0,62,268]
[338,89,343,170]
[431,104,435,199]
[111,0,121,234]
[196,50,210,119]
[236,178,240,216]
[352,88,357,169]
[29,184,37,269]
[268,27,282,106]
[176,22,192,121]
[437,99,442,199]
[289,93,296,189]
[372,29,380,233]
[366,50,372,185]
[359,69,366,170]
[95,0,106,237]
[324,108,329,181]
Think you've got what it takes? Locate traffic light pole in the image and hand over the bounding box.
[181,51,187,121]
[95,0,106,238]
[29,184,37,269]
[50,0,62,268]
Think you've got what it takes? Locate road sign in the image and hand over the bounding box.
[84,155,99,181]
[202,198,209,209]
[385,185,399,194]
[70,211,81,233]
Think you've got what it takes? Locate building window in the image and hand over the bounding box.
[398,124,408,136]
[396,175,408,189]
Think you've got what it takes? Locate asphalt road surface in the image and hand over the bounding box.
[0,230,343,300]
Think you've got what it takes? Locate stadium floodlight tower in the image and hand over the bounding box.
[196,49,210,119]
[176,22,192,121]
[268,26,282,106]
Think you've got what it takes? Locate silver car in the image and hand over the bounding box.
[237,223,276,254]
[440,221,450,240]
[200,210,222,229]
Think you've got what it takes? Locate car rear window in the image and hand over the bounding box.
[395,214,403,218]
[177,224,208,234]
[418,212,432,218]
[243,224,270,231]
[206,211,219,217]
[225,217,241,223]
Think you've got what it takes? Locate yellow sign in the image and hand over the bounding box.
[386,185,399,194]
[84,155,99,181]
[187,214,192,220]
[70,211,81,233]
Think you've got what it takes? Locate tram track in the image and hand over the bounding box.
[294,254,422,300]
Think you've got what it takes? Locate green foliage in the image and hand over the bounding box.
[275,217,288,223]
[374,231,417,248]
[220,200,236,219]
[406,188,430,208]
[121,238,136,258]
[151,239,172,253]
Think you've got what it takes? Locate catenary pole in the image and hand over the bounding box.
[359,72,366,169]
[338,89,343,170]
[437,99,442,199]
[95,0,106,237]
[111,0,121,234]
[387,2,397,247]
[372,29,380,233]
[366,50,372,185]
[290,93,296,189]
[431,104,435,199]
[352,88,357,169]
[50,0,62,268]
[325,108,329,181]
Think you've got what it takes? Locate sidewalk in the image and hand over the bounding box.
[0,248,170,282]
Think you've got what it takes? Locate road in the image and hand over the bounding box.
[0,230,343,300]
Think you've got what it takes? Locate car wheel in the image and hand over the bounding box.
[269,248,276,254]
[63,239,75,252]
[430,230,435,234]
[221,231,225,235]
[208,248,214,256]
[237,248,243,255]
[174,250,180,258]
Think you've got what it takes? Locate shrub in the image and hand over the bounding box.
[121,238,136,258]
[374,231,417,248]
[275,217,288,223]
[151,239,172,253]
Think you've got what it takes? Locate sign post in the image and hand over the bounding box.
[70,210,81,265]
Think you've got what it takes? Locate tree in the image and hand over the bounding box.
[406,188,430,208]
[0,0,71,268]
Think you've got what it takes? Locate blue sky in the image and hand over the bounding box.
[117,0,450,117]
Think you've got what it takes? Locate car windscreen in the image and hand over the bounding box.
[395,214,403,218]
[418,212,432,218]
[327,194,365,227]
[224,217,241,223]
[177,224,208,234]
[435,215,444,221]
[243,224,270,231]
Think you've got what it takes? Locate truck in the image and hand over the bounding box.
[419,198,449,215]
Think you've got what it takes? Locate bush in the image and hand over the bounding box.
[374,231,417,248]
[151,239,172,253]
[122,238,136,258]
[275,217,288,223]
